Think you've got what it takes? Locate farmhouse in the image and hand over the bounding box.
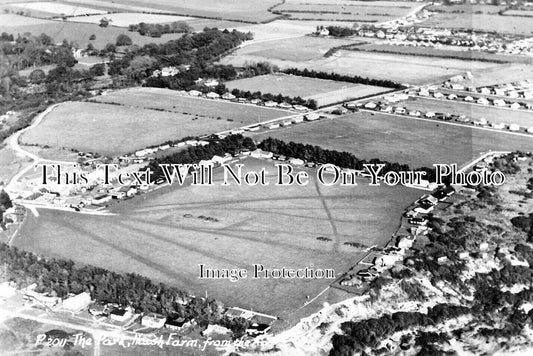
[206,92,220,99]
[288,158,304,165]
[477,98,490,105]
[222,93,236,100]
[188,90,202,96]
[364,102,377,109]
[110,307,133,323]
[292,116,304,124]
[508,124,520,131]
[510,102,521,110]
[165,317,193,331]
[493,99,506,107]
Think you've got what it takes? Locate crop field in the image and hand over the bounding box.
[424,13,533,35]
[250,112,533,168]
[399,97,533,128]
[0,18,185,48]
[20,100,271,155]
[63,0,281,22]
[66,13,195,27]
[93,87,292,121]
[225,74,389,107]
[7,1,106,17]
[221,48,499,85]
[14,158,421,317]
[353,44,533,64]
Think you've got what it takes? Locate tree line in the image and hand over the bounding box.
[127,21,193,37]
[258,137,437,181]
[282,67,404,89]
[146,134,256,182]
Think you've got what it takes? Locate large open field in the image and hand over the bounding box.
[13,158,421,318]
[62,0,281,22]
[424,13,533,35]
[398,97,533,128]
[21,88,292,155]
[225,74,390,107]
[93,87,292,121]
[221,43,500,85]
[19,99,284,155]
[250,112,533,168]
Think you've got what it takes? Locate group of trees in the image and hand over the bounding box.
[0,243,229,328]
[326,26,358,37]
[330,304,470,355]
[282,67,404,89]
[1,33,77,70]
[108,28,251,88]
[128,21,193,37]
[258,137,436,179]
[146,134,256,182]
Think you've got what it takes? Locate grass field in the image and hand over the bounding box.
[13,158,420,317]
[8,1,106,17]
[66,13,195,27]
[93,87,292,121]
[20,100,277,155]
[0,17,186,48]
[225,74,389,107]
[63,0,281,22]
[424,13,533,35]
[221,47,499,85]
[250,112,533,168]
[399,97,533,128]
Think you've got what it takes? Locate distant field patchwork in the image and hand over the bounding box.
[250,112,533,168]
[66,13,195,27]
[7,1,106,17]
[424,13,533,35]
[274,0,418,22]
[221,46,500,85]
[226,74,390,107]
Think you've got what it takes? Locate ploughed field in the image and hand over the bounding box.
[21,89,292,155]
[225,74,390,107]
[250,112,533,168]
[13,158,421,318]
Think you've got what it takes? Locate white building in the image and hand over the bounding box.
[62,292,92,313]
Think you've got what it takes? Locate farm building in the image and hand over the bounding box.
[250,149,273,159]
[288,158,304,165]
[305,113,320,121]
[292,116,304,124]
[188,90,202,96]
[509,124,520,131]
[165,317,193,331]
[510,102,521,110]
[110,307,133,322]
[477,98,490,105]
[62,292,92,312]
[142,313,166,328]
[206,92,220,99]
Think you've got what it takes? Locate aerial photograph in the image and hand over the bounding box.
[0,0,532,355]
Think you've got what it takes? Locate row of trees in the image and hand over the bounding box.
[146,134,256,182]
[128,21,193,37]
[282,67,404,89]
[258,137,436,180]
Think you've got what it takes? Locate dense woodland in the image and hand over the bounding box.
[282,67,404,89]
